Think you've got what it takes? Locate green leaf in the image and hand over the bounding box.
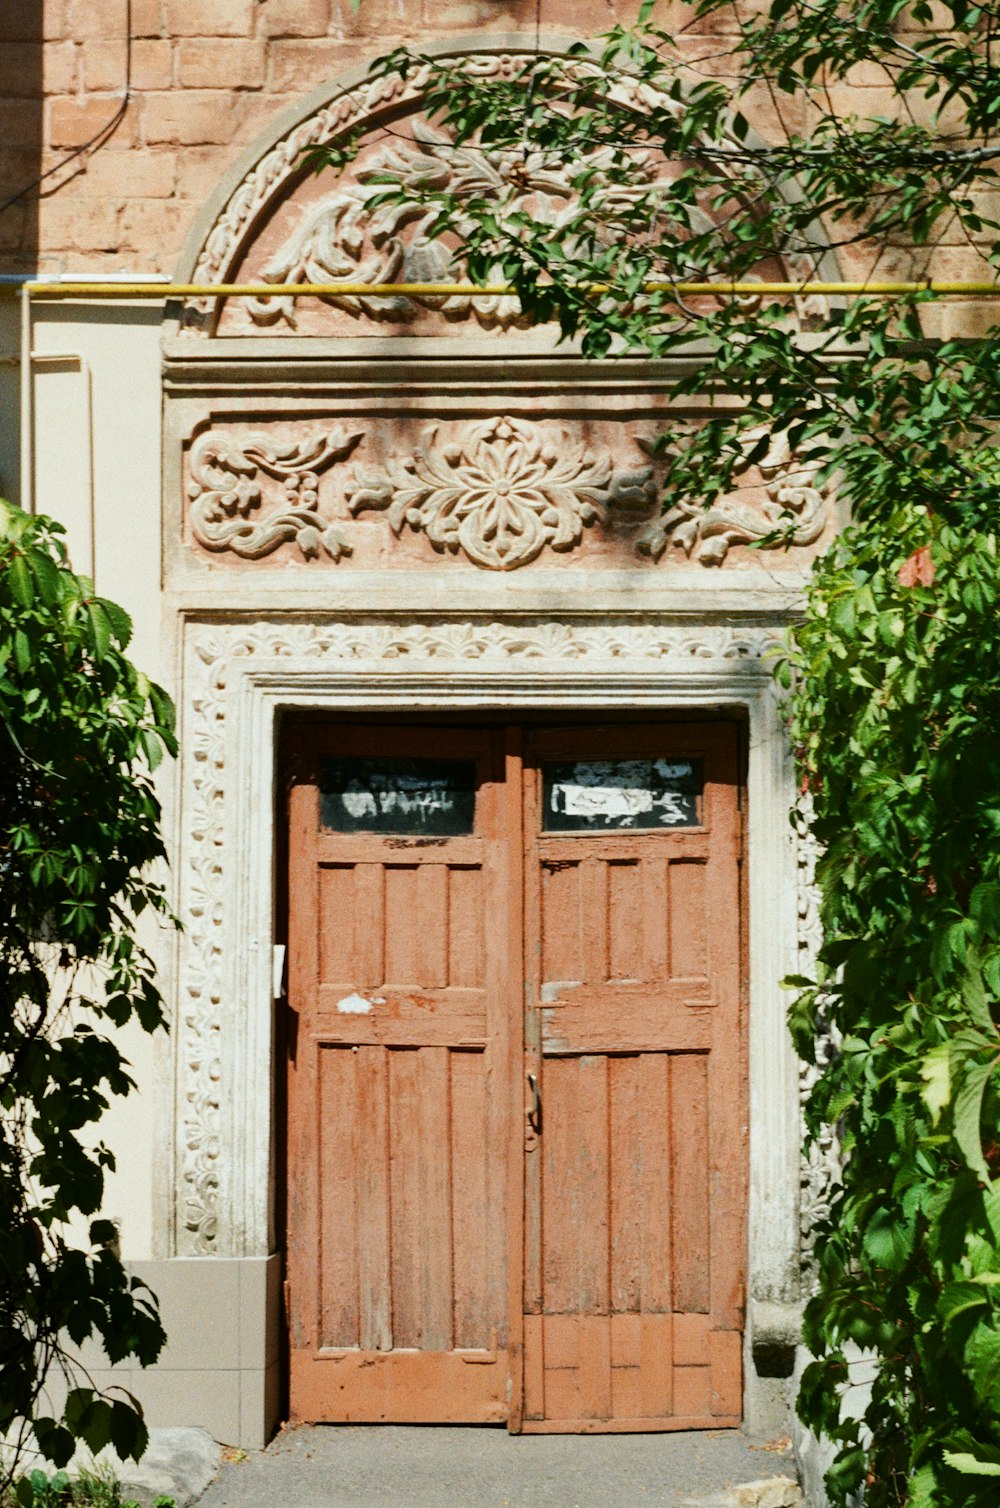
[921,1043,952,1124]
[7,551,34,608]
[944,1451,1000,1476]
[953,1056,999,1181]
[86,600,112,662]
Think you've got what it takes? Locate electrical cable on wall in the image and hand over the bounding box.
[0,0,133,218]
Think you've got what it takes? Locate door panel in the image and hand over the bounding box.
[285,718,745,1430]
[286,727,510,1422]
[521,725,745,1432]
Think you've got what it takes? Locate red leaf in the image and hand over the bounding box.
[898,545,935,588]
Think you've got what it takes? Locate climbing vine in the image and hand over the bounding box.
[0,503,176,1495]
[308,0,1000,1498]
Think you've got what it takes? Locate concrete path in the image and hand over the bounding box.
[195,1425,797,1507]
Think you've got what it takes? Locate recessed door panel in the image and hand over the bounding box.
[285,727,511,1423]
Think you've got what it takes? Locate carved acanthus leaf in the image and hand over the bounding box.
[239,117,715,331]
[346,416,655,570]
[638,426,831,567]
[187,428,363,561]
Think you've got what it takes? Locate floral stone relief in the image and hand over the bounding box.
[236,119,717,333]
[187,426,363,560]
[183,416,831,571]
[346,416,655,571]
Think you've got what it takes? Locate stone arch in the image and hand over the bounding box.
[172,32,841,342]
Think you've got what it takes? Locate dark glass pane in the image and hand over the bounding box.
[320,756,476,835]
[542,758,702,832]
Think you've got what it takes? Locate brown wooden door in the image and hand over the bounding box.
[285,726,516,1422]
[285,719,745,1430]
[520,724,746,1431]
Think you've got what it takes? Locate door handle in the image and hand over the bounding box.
[527,1071,542,1135]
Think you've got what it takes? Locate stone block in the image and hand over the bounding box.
[39,196,122,253]
[141,89,242,144]
[175,143,235,201]
[48,94,137,149]
[0,43,43,96]
[177,38,266,89]
[87,146,177,198]
[267,38,350,93]
[260,0,331,36]
[131,38,174,90]
[83,39,130,92]
[1,0,64,42]
[164,0,256,35]
[131,0,164,35]
[72,1428,221,1508]
[66,0,137,39]
[43,40,80,94]
[120,199,192,252]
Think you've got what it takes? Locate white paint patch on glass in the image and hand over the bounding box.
[321,757,476,834]
[543,758,701,831]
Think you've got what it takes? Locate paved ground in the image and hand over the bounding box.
[195,1425,797,1507]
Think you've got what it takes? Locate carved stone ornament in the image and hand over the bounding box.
[176,617,784,1252]
[794,797,841,1270]
[241,120,712,331]
[187,51,829,331]
[187,427,363,560]
[347,416,656,570]
[639,427,831,567]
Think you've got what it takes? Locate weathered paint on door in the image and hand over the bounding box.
[285,727,515,1422]
[521,726,746,1432]
[284,721,745,1429]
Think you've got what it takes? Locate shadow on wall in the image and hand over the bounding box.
[0,2,42,276]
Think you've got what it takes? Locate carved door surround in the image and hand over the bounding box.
[158,34,837,1432]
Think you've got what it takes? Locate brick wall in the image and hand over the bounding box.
[0,0,697,275]
[0,0,986,323]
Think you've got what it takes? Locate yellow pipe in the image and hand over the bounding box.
[5,278,1000,299]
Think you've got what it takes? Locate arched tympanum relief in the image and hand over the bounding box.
[174,39,839,575]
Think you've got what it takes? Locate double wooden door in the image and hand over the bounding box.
[285,720,745,1431]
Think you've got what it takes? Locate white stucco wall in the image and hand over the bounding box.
[2,295,170,1263]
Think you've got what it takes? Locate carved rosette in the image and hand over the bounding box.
[347,416,656,571]
[187,428,363,561]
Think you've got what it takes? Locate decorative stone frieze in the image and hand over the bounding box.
[179,413,830,573]
[346,416,655,571]
[638,427,831,567]
[187,427,363,561]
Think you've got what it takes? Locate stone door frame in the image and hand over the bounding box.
[164,611,806,1428]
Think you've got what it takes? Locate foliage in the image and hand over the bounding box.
[1,1466,175,1508]
[309,1,1000,1499]
[0,503,177,1493]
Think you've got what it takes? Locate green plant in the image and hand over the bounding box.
[0,502,177,1492]
[13,1472,70,1508]
[304,1,1000,1499]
